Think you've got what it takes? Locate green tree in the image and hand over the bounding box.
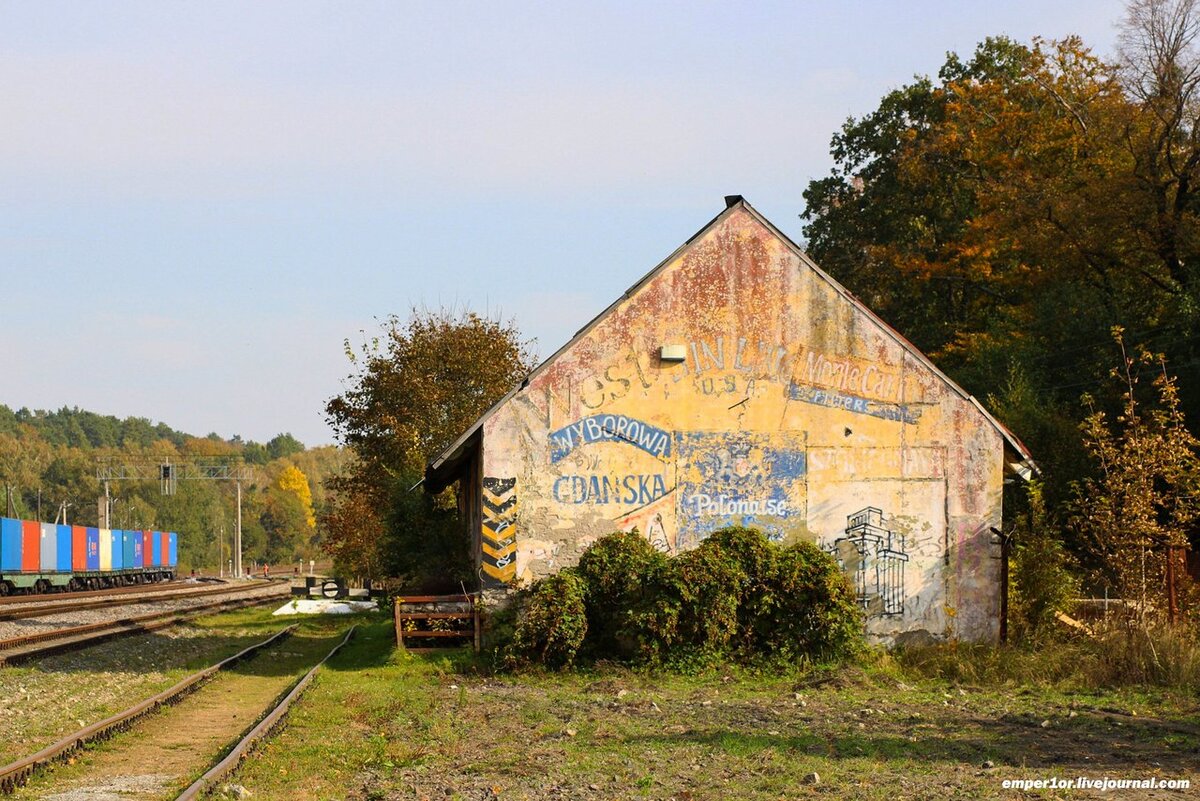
[323,308,535,584]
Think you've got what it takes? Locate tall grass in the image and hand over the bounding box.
[894,620,1200,689]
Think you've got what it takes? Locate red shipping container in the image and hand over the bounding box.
[21,520,39,572]
[143,530,153,568]
[72,525,87,571]
[159,531,169,568]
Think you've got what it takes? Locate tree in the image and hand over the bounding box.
[275,465,316,529]
[801,19,1200,519]
[1072,330,1200,621]
[323,308,535,585]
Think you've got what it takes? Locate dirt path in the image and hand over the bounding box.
[10,627,344,801]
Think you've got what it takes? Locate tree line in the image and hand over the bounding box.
[0,404,344,573]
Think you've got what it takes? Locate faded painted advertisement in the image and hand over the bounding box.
[473,202,1007,642]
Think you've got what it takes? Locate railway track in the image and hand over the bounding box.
[0,623,357,798]
[0,578,201,604]
[0,580,274,622]
[0,585,291,664]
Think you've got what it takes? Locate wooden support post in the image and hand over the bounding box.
[394,597,404,648]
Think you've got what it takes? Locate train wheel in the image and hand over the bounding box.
[0,581,9,596]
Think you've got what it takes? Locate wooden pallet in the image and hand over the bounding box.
[394,594,480,652]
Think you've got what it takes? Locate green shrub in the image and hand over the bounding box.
[1009,480,1079,642]
[505,569,588,669]
[575,530,670,659]
[503,527,865,670]
[753,542,863,660]
[671,542,745,656]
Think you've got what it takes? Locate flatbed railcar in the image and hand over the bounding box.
[0,517,177,595]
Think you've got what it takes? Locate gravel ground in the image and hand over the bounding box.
[0,583,289,641]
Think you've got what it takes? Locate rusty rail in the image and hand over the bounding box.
[0,589,289,665]
[174,625,358,801]
[0,625,299,795]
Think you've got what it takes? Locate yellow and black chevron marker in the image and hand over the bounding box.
[482,477,517,585]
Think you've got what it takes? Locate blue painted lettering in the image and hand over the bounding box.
[549,415,672,462]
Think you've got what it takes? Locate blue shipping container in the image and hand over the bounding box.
[85,527,100,571]
[111,529,124,571]
[151,531,161,567]
[168,532,177,567]
[0,518,20,572]
[40,523,56,573]
[123,529,142,569]
[55,524,72,572]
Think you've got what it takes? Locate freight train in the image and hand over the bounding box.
[0,517,178,595]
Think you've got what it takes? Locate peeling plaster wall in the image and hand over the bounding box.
[479,207,1004,643]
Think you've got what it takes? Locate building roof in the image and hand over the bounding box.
[425,196,1036,492]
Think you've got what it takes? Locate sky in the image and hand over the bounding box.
[0,1,1131,446]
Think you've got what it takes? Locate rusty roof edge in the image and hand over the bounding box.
[426,201,748,484]
[735,200,1037,467]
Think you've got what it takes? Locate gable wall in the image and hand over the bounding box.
[479,207,1003,642]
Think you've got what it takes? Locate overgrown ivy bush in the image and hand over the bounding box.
[504,569,588,669]
[502,526,863,670]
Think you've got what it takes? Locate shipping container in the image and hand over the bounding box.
[100,528,113,571]
[142,530,154,568]
[158,531,168,569]
[21,520,38,572]
[86,527,101,571]
[39,523,56,573]
[0,518,16,570]
[71,525,86,571]
[1,518,20,572]
[149,531,161,567]
[127,532,143,568]
[168,532,177,567]
[110,529,124,571]
[122,529,136,569]
[55,524,72,572]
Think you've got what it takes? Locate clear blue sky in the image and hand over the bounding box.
[1,1,1128,446]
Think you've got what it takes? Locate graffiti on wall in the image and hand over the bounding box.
[482,477,517,585]
[826,507,909,617]
[549,414,671,462]
[675,431,806,548]
[787,382,922,425]
[552,473,669,505]
[616,492,676,554]
[571,334,918,418]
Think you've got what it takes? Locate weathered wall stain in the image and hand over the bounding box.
[461,202,1011,642]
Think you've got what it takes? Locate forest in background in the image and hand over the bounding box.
[801,2,1200,594]
[0,404,346,572]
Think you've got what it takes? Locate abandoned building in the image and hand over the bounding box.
[425,197,1035,643]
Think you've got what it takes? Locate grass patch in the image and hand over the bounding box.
[229,621,1200,800]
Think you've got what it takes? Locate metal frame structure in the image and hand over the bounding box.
[95,459,254,578]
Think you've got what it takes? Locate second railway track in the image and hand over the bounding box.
[0,583,291,664]
[0,580,276,622]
